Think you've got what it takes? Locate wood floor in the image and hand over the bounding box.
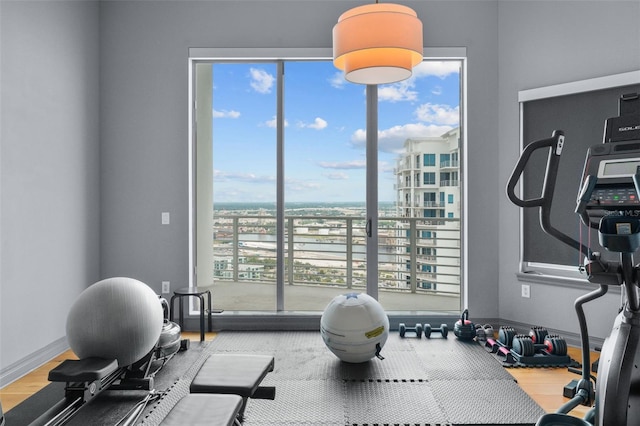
[0,332,597,420]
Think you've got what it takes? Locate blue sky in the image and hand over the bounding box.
[211,60,460,203]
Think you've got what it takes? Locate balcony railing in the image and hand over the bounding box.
[212,215,461,297]
[440,160,459,168]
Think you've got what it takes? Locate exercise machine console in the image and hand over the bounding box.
[507,93,640,426]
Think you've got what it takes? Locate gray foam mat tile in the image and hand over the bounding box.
[429,379,545,425]
[270,349,429,382]
[378,333,419,351]
[211,331,426,381]
[143,332,544,425]
[243,379,346,426]
[207,330,291,352]
[344,381,448,425]
[271,348,339,381]
[334,350,428,381]
[411,338,514,381]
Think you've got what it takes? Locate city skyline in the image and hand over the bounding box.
[210,60,461,203]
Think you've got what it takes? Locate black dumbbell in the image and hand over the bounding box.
[498,326,516,348]
[544,334,568,356]
[512,334,535,357]
[399,323,423,338]
[424,323,448,338]
[529,326,548,344]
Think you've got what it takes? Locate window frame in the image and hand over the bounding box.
[516,70,640,288]
[188,47,468,323]
[423,153,436,167]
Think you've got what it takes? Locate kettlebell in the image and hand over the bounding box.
[454,309,476,341]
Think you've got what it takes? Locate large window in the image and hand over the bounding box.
[189,48,466,317]
[424,154,436,167]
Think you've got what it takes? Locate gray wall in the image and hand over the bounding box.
[0,1,101,381]
[98,0,501,316]
[497,1,640,340]
[1,0,639,383]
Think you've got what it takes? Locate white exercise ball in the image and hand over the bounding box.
[320,292,390,363]
[66,277,163,367]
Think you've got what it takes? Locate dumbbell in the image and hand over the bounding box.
[424,323,448,338]
[498,326,517,348]
[544,334,568,356]
[512,334,535,357]
[474,324,494,341]
[529,326,548,344]
[483,324,494,339]
[399,323,423,338]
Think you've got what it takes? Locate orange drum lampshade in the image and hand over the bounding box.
[333,3,423,85]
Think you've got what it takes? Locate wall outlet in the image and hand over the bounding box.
[161,212,170,225]
[162,281,170,294]
[521,284,530,298]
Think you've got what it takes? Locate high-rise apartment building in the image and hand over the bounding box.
[395,128,461,295]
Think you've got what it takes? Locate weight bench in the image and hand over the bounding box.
[159,394,243,426]
[184,353,276,423]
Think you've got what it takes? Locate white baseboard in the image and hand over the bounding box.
[0,337,69,388]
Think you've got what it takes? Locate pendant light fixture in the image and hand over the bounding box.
[332,2,423,85]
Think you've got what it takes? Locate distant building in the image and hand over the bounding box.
[394,128,461,294]
[214,256,264,280]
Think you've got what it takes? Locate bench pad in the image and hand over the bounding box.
[159,394,242,426]
[48,358,119,382]
[190,354,274,397]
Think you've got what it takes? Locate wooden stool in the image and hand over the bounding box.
[170,287,213,341]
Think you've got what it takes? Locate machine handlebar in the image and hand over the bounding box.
[506,130,589,258]
[506,130,565,208]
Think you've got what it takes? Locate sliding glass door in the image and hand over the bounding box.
[190,50,465,314]
[282,61,366,310]
[195,62,278,311]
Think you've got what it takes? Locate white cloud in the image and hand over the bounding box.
[329,72,346,89]
[265,116,289,128]
[249,68,275,94]
[379,161,395,174]
[351,123,454,153]
[378,81,418,103]
[212,109,241,119]
[412,61,460,79]
[298,117,328,130]
[318,160,366,170]
[415,103,459,125]
[214,170,275,183]
[285,178,321,192]
[323,172,350,180]
[319,161,392,174]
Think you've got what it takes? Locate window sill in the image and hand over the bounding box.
[516,271,621,294]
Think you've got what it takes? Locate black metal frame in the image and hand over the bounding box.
[507,93,640,425]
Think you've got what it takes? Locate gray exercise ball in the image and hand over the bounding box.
[66,277,163,367]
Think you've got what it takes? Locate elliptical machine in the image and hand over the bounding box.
[507,93,640,426]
